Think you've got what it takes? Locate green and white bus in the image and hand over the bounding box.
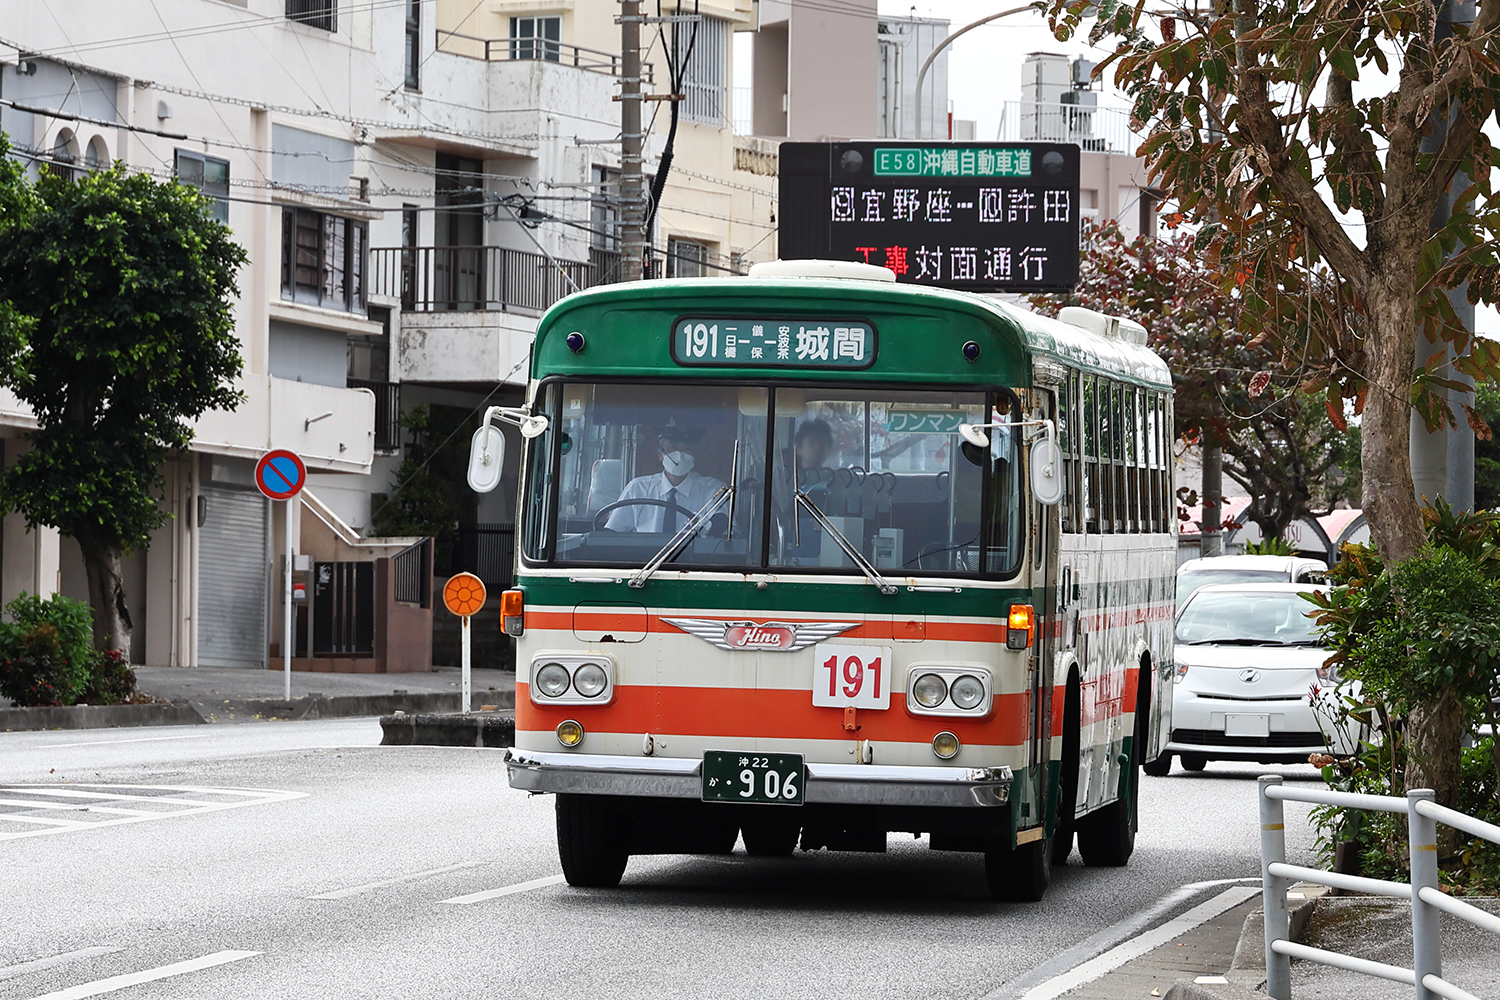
[476,259,1176,901]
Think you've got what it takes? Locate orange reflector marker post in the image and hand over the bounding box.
[1007,603,1034,650]
[501,589,525,637]
[443,572,488,715]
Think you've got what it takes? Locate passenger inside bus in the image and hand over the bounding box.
[604,427,728,533]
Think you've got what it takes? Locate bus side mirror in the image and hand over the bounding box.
[468,424,505,493]
[1031,436,1064,506]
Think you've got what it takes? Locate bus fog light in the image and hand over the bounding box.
[932,732,960,759]
[535,663,571,698]
[556,720,585,747]
[913,673,948,708]
[950,675,985,710]
[573,662,609,698]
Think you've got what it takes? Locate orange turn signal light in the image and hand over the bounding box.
[1007,603,1034,650]
[501,589,525,636]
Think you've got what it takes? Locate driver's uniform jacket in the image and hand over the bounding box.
[604,470,728,532]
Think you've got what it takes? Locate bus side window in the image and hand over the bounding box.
[1146,393,1160,533]
[1082,375,1098,533]
[1125,386,1139,534]
[1098,380,1115,534]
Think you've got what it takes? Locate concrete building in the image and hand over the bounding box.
[875,16,956,141]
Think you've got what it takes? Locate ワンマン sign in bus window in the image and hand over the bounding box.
[672,317,876,369]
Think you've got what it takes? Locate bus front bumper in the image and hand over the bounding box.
[504,749,1013,808]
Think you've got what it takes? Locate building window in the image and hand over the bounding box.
[676,15,727,126]
[175,150,230,224]
[666,237,708,278]
[404,0,421,89]
[44,130,78,181]
[509,16,560,61]
[286,0,336,31]
[281,207,367,313]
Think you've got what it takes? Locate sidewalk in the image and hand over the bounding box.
[135,665,516,722]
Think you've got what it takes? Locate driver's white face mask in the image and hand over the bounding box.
[661,450,695,477]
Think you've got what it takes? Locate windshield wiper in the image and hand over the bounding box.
[794,489,898,595]
[628,484,733,590]
[1181,638,1281,646]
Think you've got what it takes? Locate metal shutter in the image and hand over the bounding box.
[198,486,269,668]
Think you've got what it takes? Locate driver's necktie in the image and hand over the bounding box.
[662,487,678,534]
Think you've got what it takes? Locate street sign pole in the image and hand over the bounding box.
[256,450,308,704]
[442,572,487,715]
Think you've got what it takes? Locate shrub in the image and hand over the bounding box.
[80,648,136,705]
[0,592,97,706]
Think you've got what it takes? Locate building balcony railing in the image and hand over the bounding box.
[435,29,654,83]
[347,378,400,452]
[995,101,1143,155]
[370,245,621,315]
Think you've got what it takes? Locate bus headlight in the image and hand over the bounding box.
[535,663,571,698]
[573,662,609,698]
[913,673,948,708]
[932,732,961,759]
[556,720,585,747]
[950,674,985,710]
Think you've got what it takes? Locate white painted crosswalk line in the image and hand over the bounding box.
[0,784,307,842]
[22,950,261,1000]
[307,861,489,899]
[0,948,122,983]
[441,873,566,904]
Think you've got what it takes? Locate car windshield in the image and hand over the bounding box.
[1175,590,1321,646]
[1176,568,1286,605]
[521,381,1023,577]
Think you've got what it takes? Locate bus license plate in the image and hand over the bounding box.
[702,750,804,805]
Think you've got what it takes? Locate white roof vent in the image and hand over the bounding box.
[748,259,898,282]
[1059,306,1148,345]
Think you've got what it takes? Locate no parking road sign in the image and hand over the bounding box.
[255,450,307,501]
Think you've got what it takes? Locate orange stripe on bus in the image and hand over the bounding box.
[518,682,1031,745]
[529,609,1006,643]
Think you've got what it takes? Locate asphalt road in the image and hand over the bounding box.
[0,721,1323,1000]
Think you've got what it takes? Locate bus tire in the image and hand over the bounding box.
[1180,753,1207,772]
[985,836,1051,902]
[741,815,800,857]
[1142,753,1173,778]
[1077,676,1145,867]
[1051,674,1082,867]
[556,794,629,888]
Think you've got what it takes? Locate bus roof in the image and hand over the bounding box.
[533,275,1173,391]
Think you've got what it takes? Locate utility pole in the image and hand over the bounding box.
[619,0,646,281]
[1201,445,1223,557]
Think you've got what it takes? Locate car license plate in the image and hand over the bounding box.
[1225,714,1271,738]
[702,750,804,805]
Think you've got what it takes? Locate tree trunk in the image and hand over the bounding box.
[80,542,132,654]
[1360,287,1426,563]
[1406,688,1465,842]
[1202,444,1223,557]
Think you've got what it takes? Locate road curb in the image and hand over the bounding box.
[208,692,481,722]
[0,700,207,732]
[379,712,515,748]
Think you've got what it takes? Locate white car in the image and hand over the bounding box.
[1148,582,1361,775]
[1177,554,1329,606]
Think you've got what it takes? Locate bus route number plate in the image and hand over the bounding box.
[702,750,805,806]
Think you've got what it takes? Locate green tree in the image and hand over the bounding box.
[1475,382,1500,509]
[1046,0,1500,807]
[0,143,247,652]
[371,404,475,559]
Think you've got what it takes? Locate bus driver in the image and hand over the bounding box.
[605,427,728,533]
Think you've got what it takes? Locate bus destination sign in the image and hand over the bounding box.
[777,141,1081,293]
[672,317,876,369]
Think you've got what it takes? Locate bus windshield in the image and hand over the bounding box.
[523,381,1024,578]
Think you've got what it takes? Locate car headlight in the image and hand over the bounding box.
[1174,662,1190,684]
[913,672,948,708]
[950,674,985,710]
[573,662,609,698]
[1316,661,1340,685]
[535,662,571,698]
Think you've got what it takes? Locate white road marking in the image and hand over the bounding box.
[440,873,566,904]
[0,799,157,817]
[22,950,260,1000]
[1014,885,1261,1000]
[0,948,122,983]
[0,785,307,842]
[38,735,209,749]
[307,861,489,900]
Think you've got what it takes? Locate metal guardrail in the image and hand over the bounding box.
[435,29,654,83]
[1259,774,1500,1000]
[995,100,1143,155]
[347,378,400,452]
[368,246,608,314]
[392,538,431,606]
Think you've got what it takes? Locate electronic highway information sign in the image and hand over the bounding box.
[778,142,1081,293]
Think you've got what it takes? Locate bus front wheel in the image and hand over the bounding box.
[556,794,629,888]
[741,815,800,857]
[985,836,1051,902]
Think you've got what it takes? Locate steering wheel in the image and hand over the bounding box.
[593,497,701,531]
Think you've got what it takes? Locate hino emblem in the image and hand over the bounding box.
[1239,668,1261,684]
[661,617,860,652]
